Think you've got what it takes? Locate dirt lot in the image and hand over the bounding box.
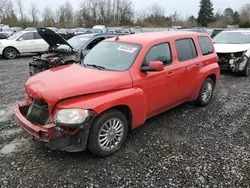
[1,57,250,188]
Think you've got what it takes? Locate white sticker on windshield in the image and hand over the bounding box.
[118,45,137,53]
[80,38,88,41]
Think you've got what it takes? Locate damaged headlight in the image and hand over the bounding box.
[54,109,90,125]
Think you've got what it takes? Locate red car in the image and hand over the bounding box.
[14,31,220,156]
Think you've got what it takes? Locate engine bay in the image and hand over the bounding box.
[29,47,80,76]
[217,51,248,72]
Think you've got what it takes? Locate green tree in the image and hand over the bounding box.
[197,0,214,27]
[232,11,240,25]
[223,7,234,24]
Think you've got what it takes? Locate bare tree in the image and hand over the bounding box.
[42,6,56,26]
[240,3,250,22]
[64,1,73,27]
[55,1,74,28]
[16,0,26,21]
[0,0,14,22]
[171,11,181,25]
[29,2,39,23]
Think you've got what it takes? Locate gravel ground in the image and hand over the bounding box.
[1,57,250,188]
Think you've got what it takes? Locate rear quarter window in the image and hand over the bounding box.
[198,36,214,56]
[175,38,197,62]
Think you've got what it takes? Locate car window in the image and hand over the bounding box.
[34,32,42,40]
[20,32,34,40]
[175,38,197,62]
[198,36,214,55]
[86,37,105,50]
[144,43,172,66]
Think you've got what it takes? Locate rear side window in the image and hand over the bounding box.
[144,43,172,66]
[34,32,42,39]
[175,38,197,62]
[198,36,214,55]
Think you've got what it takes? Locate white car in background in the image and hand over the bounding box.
[0,31,49,59]
[213,30,250,76]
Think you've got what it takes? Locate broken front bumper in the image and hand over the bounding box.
[219,58,247,71]
[14,101,60,142]
[14,101,93,152]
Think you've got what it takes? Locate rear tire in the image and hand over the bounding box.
[3,47,18,59]
[195,78,215,106]
[87,109,128,157]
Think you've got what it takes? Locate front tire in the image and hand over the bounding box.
[195,78,215,106]
[87,109,128,157]
[3,47,18,59]
[242,60,250,77]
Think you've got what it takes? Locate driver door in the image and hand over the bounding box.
[16,32,35,53]
[135,42,179,117]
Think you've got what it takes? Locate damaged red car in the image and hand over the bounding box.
[14,31,220,157]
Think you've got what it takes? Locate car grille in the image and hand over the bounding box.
[26,98,50,125]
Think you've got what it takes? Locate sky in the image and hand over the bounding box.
[22,0,248,17]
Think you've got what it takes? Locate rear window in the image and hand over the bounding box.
[175,38,197,62]
[198,36,214,55]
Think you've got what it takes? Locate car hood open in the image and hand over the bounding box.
[25,64,133,107]
[37,28,74,49]
[214,43,250,53]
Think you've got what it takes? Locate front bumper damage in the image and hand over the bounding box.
[14,101,94,152]
[217,52,249,72]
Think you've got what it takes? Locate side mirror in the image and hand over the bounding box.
[141,61,164,72]
[18,37,23,41]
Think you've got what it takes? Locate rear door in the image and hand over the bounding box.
[174,38,201,100]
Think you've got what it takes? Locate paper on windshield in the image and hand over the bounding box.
[118,45,137,53]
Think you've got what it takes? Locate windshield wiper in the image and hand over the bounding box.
[85,64,106,70]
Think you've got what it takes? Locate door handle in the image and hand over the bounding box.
[167,71,175,77]
[195,63,201,67]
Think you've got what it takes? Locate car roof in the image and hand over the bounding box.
[220,30,250,33]
[105,31,209,46]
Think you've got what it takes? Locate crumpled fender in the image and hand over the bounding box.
[192,63,220,100]
[53,88,147,129]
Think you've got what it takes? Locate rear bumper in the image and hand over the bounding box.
[14,101,60,142]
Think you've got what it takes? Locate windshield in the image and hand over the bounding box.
[78,28,86,32]
[58,29,67,33]
[3,28,14,32]
[7,32,23,40]
[58,35,92,50]
[213,32,250,44]
[81,41,142,71]
[92,29,102,33]
[24,28,35,31]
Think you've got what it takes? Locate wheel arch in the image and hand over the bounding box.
[3,46,20,56]
[193,73,217,101]
[100,105,133,131]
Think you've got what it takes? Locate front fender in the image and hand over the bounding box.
[192,63,220,100]
[54,88,147,129]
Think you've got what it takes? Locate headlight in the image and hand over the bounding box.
[55,109,90,125]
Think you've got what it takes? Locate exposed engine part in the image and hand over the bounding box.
[217,51,249,72]
[29,48,80,76]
